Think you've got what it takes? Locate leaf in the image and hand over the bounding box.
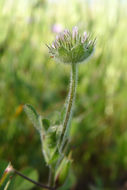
[24,104,61,166]
[23,104,42,132]
[41,125,60,166]
[55,156,71,186]
[0,160,8,179]
[57,169,76,190]
[24,104,59,166]
[8,167,38,190]
[42,118,50,131]
[49,111,61,125]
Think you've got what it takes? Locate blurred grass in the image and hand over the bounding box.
[0,0,127,189]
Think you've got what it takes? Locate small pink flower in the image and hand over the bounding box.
[52,24,63,33]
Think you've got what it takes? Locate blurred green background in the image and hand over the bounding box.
[0,0,127,189]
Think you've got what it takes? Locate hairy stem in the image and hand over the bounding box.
[48,167,55,188]
[14,169,55,190]
[59,63,77,152]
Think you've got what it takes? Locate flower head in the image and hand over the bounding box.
[47,26,96,64]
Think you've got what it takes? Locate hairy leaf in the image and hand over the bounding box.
[24,104,42,132]
[41,125,60,166]
[55,156,71,186]
[42,118,50,131]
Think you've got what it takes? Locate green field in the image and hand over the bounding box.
[0,0,127,189]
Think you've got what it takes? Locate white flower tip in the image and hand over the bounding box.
[5,163,13,173]
[73,26,78,31]
[56,35,60,40]
[81,31,88,43]
[72,26,79,39]
[52,43,55,49]
[63,29,70,37]
[83,31,87,39]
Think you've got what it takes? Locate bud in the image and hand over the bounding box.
[5,163,13,173]
[72,26,78,40]
[47,26,96,64]
[81,31,87,43]
[0,163,14,188]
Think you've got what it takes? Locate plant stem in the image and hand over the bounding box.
[59,63,77,152]
[14,169,55,190]
[48,167,55,188]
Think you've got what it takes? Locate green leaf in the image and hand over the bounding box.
[41,125,60,166]
[24,104,42,132]
[0,160,8,179]
[24,104,59,166]
[42,118,50,131]
[49,111,61,125]
[8,167,38,190]
[55,156,71,186]
[57,169,76,190]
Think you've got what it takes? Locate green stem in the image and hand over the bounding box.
[59,63,77,152]
[48,167,55,188]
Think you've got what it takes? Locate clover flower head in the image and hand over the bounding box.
[47,26,96,64]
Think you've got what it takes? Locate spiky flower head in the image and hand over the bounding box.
[47,26,96,64]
